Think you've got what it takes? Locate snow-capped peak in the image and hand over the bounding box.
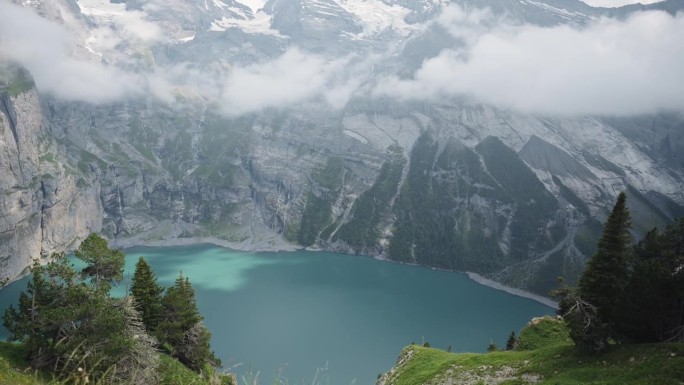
[335,0,416,38]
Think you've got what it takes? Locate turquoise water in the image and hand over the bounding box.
[0,244,553,384]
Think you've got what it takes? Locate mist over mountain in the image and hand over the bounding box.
[1,0,683,295]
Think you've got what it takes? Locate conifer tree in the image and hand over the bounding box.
[505,331,517,351]
[160,273,219,371]
[616,228,663,341]
[620,220,684,342]
[578,192,632,326]
[131,257,164,336]
[75,233,125,291]
[161,273,201,348]
[660,219,684,342]
[3,247,159,381]
[2,258,65,368]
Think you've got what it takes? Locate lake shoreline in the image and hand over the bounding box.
[111,234,299,253]
[17,234,558,310]
[112,235,559,310]
[465,272,559,309]
[368,254,559,309]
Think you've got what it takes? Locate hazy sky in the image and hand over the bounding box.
[0,1,682,117]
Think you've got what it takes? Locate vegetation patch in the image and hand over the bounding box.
[298,192,333,246]
[336,146,405,250]
[298,157,346,246]
[381,317,684,385]
[0,65,35,97]
[388,134,511,272]
[0,341,232,385]
[79,150,108,171]
[38,153,57,166]
[2,235,230,385]
[573,219,602,257]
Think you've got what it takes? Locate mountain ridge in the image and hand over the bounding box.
[0,0,683,295]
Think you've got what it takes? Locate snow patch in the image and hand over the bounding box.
[85,36,103,57]
[335,0,416,38]
[212,0,230,10]
[525,0,585,20]
[343,129,369,143]
[176,34,196,43]
[209,10,284,36]
[77,0,162,42]
[238,0,268,14]
[77,0,126,23]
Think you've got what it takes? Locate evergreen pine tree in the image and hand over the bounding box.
[161,273,201,348]
[131,257,164,336]
[6,237,221,376]
[160,273,219,371]
[2,258,65,368]
[617,228,664,341]
[505,331,517,351]
[2,246,159,381]
[621,219,684,342]
[75,233,125,291]
[658,218,684,342]
[578,192,632,327]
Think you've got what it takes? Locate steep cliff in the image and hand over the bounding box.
[0,65,101,283]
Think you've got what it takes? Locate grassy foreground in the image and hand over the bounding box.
[0,342,233,385]
[378,317,684,385]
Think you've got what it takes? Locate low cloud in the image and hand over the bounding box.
[2,1,682,117]
[114,10,163,42]
[86,10,162,54]
[219,48,357,115]
[0,2,142,103]
[436,4,494,44]
[375,7,684,116]
[0,2,358,112]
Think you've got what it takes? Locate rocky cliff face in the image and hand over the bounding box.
[0,67,101,283]
[0,0,683,295]
[7,86,681,294]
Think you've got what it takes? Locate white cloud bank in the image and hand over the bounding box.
[375,7,684,116]
[1,1,682,117]
[219,49,360,115]
[0,2,143,103]
[0,2,353,112]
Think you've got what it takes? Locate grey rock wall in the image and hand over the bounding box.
[0,85,101,283]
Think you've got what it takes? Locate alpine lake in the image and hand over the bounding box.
[0,244,554,385]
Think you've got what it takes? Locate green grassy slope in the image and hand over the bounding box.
[0,343,41,385]
[0,342,233,385]
[378,317,684,385]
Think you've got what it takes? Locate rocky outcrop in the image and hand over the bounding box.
[0,72,101,283]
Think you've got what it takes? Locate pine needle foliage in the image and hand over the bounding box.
[2,234,224,383]
[160,273,220,371]
[130,257,164,337]
[578,192,632,328]
[558,193,684,351]
[75,233,125,291]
